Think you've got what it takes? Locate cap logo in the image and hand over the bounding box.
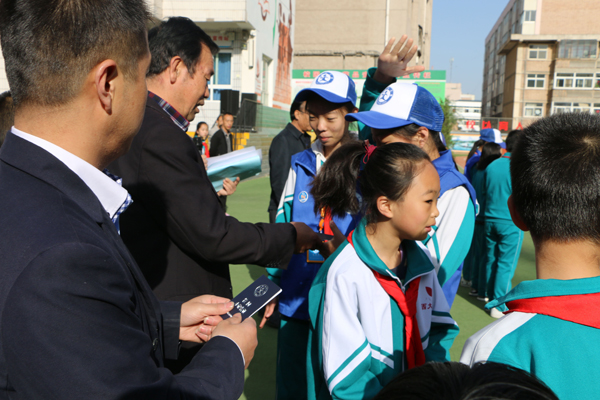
[315,72,334,85]
[376,87,394,105]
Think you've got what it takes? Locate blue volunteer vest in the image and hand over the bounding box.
[279,149,358,321]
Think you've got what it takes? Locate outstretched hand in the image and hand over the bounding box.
[316,220,346,260]
[374,35,426,85]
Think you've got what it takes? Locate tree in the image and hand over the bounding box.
[439,97,456,148]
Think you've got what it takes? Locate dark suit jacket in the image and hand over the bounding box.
[109,95,296,301]
[268,123,311,212]
[210,129,230,157]
[0,133,244,399]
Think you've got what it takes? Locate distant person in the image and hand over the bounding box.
[461,113,600,400]
[193,121,210,157]
[481,129,524,318]
[373,362,558,400]
[0,91,13,147]
[465,142,502,301]
[210,112,234,156]
[463,128,505,182]
[209,113,223,139]
[268,98,311,224]
[307,142,457,400]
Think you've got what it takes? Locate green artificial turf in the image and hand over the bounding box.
[226,176,537,400]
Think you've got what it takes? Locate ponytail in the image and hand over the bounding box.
[311,141,366,218]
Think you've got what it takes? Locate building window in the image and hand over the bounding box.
[526,73,545,88]
[558,40,598,59]
[555,72,594,89]
[552,102,592,114]
[210,52,232,101]
[524,10,536,22]
[529,45,547,59]
[524,103,543,117]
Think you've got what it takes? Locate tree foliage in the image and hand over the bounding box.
[439,97,456,147]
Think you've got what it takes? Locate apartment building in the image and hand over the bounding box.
[294,0,432,70]
[482,0,600,130]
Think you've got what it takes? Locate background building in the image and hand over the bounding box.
[482,0,600,130]
[293,0,432,70]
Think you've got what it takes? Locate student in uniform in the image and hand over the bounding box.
[463,128,505,182]
[307,142,458,400]
[481,130,524,318]
[349,76,476,307]
[460,113,600,400]
[465,142,502,301]
[264,71,360,400]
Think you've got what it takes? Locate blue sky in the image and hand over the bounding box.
[430,0,509,100]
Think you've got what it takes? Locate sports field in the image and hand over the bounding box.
[226,176,536,400]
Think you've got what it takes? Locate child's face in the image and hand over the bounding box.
[196,124,209,139]
[307,97,349,152]
[389,162,440,241]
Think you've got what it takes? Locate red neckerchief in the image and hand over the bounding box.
[505,293,600,329]
[347,231,426,369]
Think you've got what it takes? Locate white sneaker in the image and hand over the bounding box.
[460,278,472,288]
[490,307,504,319]
[477,296,489,302]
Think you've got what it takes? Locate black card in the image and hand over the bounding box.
[221,275,282,321]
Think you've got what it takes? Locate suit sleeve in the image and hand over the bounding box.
[135,125,296,270]
[2,243,244,400]
[358,67,397,142]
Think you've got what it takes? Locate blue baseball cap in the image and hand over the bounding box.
[345,82,444,132]
[480,128,506,148]
[295,71,357,106]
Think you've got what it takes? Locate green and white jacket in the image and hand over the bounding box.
[307,218,459,400]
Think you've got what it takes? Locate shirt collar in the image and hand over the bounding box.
[10,127,130,220]
[148,91,190,132]
[311,140,327,173]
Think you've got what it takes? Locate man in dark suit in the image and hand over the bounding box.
[268,99,312,223]
[0,1,256,398]
[210,112,235,156]
[110,18,318,302]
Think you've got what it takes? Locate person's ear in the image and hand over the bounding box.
[376,196,393,219]
[95,59,118,114]
[415,126,429,148]
[168,56,184,84]
[508,195,529,231]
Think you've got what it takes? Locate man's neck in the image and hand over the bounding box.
[534,237,600,280]
[291,120,304,133]
[13,102,111,169]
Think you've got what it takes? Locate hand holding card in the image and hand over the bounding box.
[221,275,282,321]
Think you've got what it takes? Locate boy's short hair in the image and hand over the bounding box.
[0,0,150,108]
[505,129,524,153]
[290,101,303,122]
[511,113,600,242]
[147,17,219,78]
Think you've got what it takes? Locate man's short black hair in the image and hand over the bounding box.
[0,91,14,148]
[505,129,524,152]
[511,113,600,242]
[290,101,304,122]
[147,17,219,78]
[0,0,150,107]
[223,113,234,118]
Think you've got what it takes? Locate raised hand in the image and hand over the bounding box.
[374,35,426,85]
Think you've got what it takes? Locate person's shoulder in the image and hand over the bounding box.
[461,312,537,365]
[325,243,369,283]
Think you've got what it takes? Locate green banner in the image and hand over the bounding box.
[292,69,446,81]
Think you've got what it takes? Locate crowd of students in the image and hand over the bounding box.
[261,36,600,400]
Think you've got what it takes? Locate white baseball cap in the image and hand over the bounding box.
[295,71,357,106]
[346,82,444,132]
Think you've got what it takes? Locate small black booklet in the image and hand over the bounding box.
[221,275,282,321]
